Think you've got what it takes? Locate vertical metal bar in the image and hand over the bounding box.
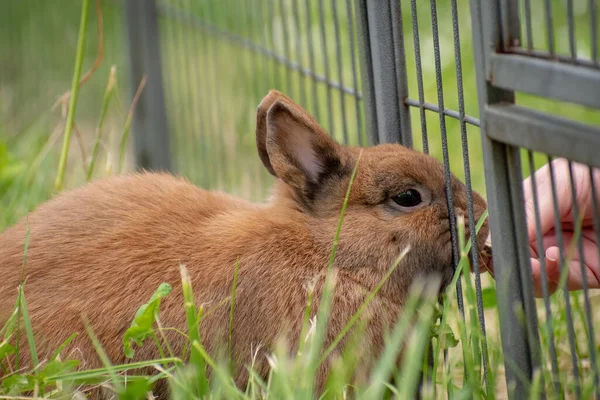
[345,0,365,146]
[499,0,521,51]
[566,0,577,59]
[291,0,307,106]
[305,0,321,122]
[254,0,274,199]
[544,0,555,56]
[245,0,266,200]
[507,148,545,390]
[187,0,206,184]
[354,0,378,146]
[206,0,229,189]
[191,3,217,189]
[497,2,543,384]
[410,0,430,154]
[193,1,220,188]
[526,151,561,396]
[159,1,183,174]
[567,161,599,392]
[355,0,407,146]
[523,0,534,51]
[429,0,464,316]
[487,148,535,400]
[125,0,171,172]
[547,157,581,398]
[259,0,273,93]
[589,166,600,397]
[189,1,215,188]
[317,0,335,137]
[469,0,544,396]
[389,0,412,148]
[450,0,490,388]
[176,0,198,181]
[279,0,294,96]
[591,0,598,63]
[267,0,282,91]
[39,0,49,112]
[332,0,349,144]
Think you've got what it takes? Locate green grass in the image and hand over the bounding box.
[1,0,600,398]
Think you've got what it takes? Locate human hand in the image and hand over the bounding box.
[523,158,600,297]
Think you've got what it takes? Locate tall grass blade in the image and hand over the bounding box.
[396,283,439,399]
[15,224,31,370]
[229,258,240,374]
[82,317,123,394]
[18,286,38,372]
[87,66,116,181]
[46,358,181,382]
[192,341,244,399]
[180,263,210,396]
[55,0,91,190]
[118,76,147,174]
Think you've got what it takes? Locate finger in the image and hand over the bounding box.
[530,257,559,298]
[522,159,571,241]
[569,161,600,223]
[529,242,539,259]
[530,161,600,229]
[537,233,600,284]
[545,246,600,290]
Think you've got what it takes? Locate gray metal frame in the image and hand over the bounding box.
[469,0,543,396]
[355,0,412,147]
[470,0,600,397]
[125,0,171,172]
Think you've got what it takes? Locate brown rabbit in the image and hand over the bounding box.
[0,90,491,398]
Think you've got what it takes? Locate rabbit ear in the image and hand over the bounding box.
[255,90,348,193]
[256,90,294,176]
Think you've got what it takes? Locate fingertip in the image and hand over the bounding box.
[544,248,562,282]
[545,246,560,262]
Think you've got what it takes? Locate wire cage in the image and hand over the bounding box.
[1,0,600,398]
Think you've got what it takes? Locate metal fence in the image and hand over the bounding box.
[2,0,600,398]
[124,0,600,398]
[128,0,372,201]
[127,0,496,394]
[471,0,600,398]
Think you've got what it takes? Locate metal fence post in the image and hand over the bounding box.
[469,0,543,397]
[355,0,412,147]
[125,0,171,172]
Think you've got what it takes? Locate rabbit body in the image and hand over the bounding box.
[0,90,490,397]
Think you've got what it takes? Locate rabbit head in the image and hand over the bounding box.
[256,90,491,301]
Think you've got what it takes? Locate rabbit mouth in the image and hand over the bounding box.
[456,225,493,275]
[477,232,493,274]
[465,231,493,274]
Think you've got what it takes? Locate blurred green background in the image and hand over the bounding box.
[1,0,598,229]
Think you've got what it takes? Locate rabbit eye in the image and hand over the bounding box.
[392,189,422,208]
